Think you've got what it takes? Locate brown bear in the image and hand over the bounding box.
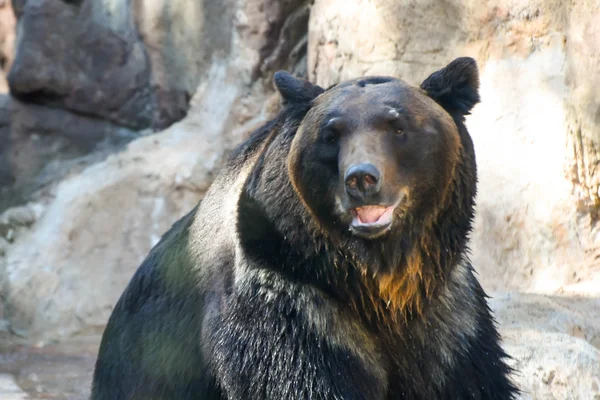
[91,57,519,399]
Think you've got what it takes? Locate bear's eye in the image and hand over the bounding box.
[396,129,405,137]
[324,131,338,144]
[322,117,345,144]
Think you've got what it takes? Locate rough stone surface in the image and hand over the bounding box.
[132,0,234,129]
[1,121,208,339]
[492,294,600,399]
[9,0,154,130]
[0,336,99,400]
[1,0,240,210]
[0,94,11,188]
[0,97,142,213]
[7,0,240,132]
[0,0,308,342]
[0,374,27,400]
[6,100,139,196]
[0,0,599,398]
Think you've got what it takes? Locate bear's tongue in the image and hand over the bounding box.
[355,206,388,224]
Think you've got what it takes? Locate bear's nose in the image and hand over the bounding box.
[344,163,382,200]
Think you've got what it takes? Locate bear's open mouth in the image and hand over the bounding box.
[351,206,394,226]
[345,194,405,239]
[349,205,395,239]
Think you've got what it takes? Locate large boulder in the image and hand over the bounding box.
[9,0,153,130]
[0,0,241,211]
[492,294,600,399]
[2,116,209,339]
[7,0,247,131]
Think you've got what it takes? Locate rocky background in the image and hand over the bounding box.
[0,0,599,398]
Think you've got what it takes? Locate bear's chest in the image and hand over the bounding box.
[375,297,481,398]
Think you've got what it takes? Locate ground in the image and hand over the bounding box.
[0,335,99,399]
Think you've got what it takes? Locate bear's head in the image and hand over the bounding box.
[283,58,478,243]
[241,58,479,316]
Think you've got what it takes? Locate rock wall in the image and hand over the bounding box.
[1,0,307,342]
[0,0,599,398]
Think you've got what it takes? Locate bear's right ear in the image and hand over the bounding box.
[419,57,480,115]
[274,71,325,106]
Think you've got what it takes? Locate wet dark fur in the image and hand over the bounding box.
[91,58,519,399]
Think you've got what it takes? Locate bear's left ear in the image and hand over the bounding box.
[274,71,325,106]
[420,57,480,115]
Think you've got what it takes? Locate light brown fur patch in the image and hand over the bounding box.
[375,238,440,320]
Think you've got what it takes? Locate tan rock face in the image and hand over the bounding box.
[131,0,237,129]
[308,0,600,296]
[308,0,600,293]
[308,0,470,88]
